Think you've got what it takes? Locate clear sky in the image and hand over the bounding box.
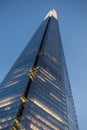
[0,0,87,129]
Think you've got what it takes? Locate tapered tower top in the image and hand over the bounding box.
[44,9,58,20]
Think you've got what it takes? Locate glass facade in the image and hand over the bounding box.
[0,10,79,130]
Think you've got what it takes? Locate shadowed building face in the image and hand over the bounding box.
[0,9,79,130]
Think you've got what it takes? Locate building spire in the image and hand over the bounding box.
[44,9,58,20]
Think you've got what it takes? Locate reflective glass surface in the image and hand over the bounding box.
[0,14,79,130]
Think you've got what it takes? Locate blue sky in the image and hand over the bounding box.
[0,0,87,129]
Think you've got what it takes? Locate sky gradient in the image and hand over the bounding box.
[0,0,87,129]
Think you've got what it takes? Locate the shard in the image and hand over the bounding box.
[0,9,79,130]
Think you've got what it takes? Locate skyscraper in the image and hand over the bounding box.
[0,9,79,130]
